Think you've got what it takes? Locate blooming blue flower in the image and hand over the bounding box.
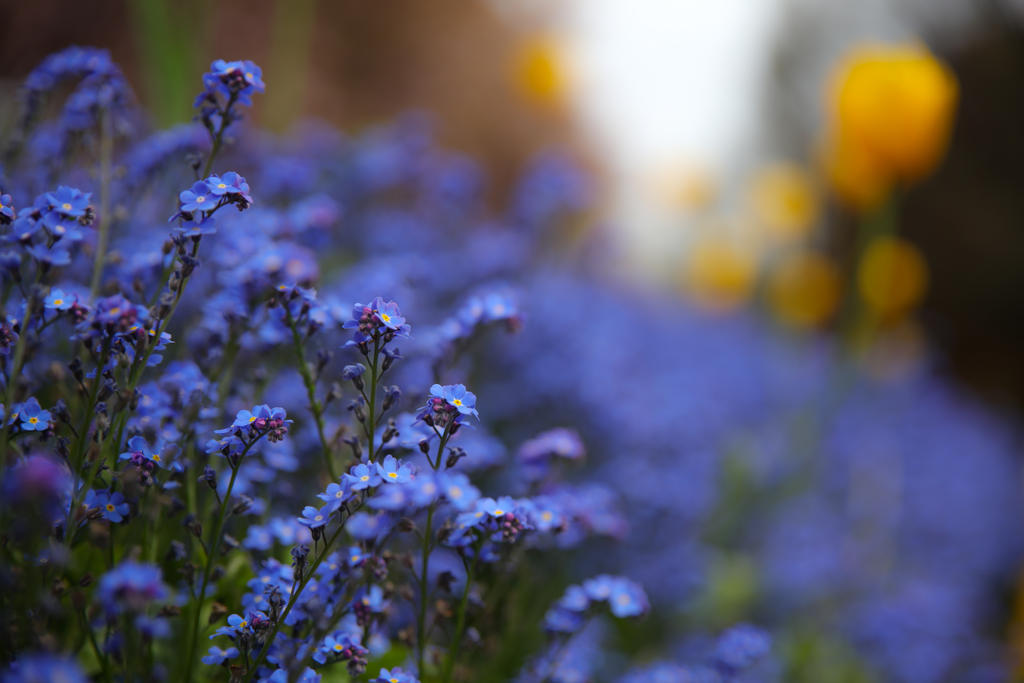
[297,505,329,529]
[179,180,213,213]
[44,185,90,217]
[13,398,50,431]
[84,488,130,523]
[44,288,73,310]
[438,472,480,511]
[343,462,382,490]
[201,645,239,666]
[0,194,14,224]
[375,666,419,683]
[375,454,412,484]
[317,481,353,514]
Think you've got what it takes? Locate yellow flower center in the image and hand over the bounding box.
[333,644,344,652]
[249,415,257,423]
[336,490,344,498]
[449,486,462,498]
[239,620,248,628]
[360,475,369,482]
[452,398,463,407]
[28,417,38,425]
[105,504,115,512]
[152,454,161,462]
[61,202,72,210]
[53,299,63,306]
[217,183,227,189]
[493,509,504,516]
[109,307,121,315]
[387,472,398,479]
[55,225,65,234]
[314,514,323,521]
[380,312,391,323]
[196,196,206,203]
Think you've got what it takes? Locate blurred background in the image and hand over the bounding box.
[4,0,1022,412]
[4,1,1024,680]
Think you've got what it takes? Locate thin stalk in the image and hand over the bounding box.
[442,549,480,682]
[243,519,349,682]
[183,434,264,683]
[286,309,336,479]
[0,269,40,470]
[416,429,450,677]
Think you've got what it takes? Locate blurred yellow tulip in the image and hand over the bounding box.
[824,43,958,210]
[513,36,569,108]
[767,250,840,329]
[857,236,929,320]
[750,163,820,243]
[685,236,758,312]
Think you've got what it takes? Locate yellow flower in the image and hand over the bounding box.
[824,43,958,209]
[857,236,928,320]
[749,163,819,243]
[684,236,758,312]
[648,162,718,213]
[513,35,569,108]
[767,250,840,329]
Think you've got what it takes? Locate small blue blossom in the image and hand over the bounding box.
[201,645,239,666]
[84,489,129,523]
[375,454,412,484]
[13,398,50,431]
[375,666,419,683]
[44,185,90,217]
[44,288,73,310]
[343,462,382,490]
[297,505,329,529]
[317,481,353,514]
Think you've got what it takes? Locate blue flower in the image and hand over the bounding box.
[342,297,411,347]
[375,454,412,484]
[317,481,353,514]
[179,180,213,213]
[14,398,50,431]
[201,645,239,666]
[44,288,73,310]
[84,489,130,523]
[375,666,419,683]
[0,194,14,224]
[417,383,479,431]
[297,505,329,529]
[343,462,382,490]
[44,185,90,217]
[438,472,480,511]
[713,624,771,674]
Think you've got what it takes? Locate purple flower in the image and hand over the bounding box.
[13,397,50,431]
[375,666,419,683]
[202,645,239,666]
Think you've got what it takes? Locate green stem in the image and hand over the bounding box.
[244,519,349,682]
[416,429,450,677]
[366,340,380,463]
[286,309,336,479]
[90,109,114,298]
[442,550,479,682]
[183,434,263,683]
